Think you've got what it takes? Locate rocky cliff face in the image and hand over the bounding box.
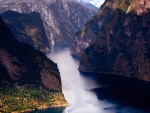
[71,0,150,57]
[79,0,150,81]
[1,10,50,54]
[71,0,122,57]
[0,0,97,44]
[0,16,61,90]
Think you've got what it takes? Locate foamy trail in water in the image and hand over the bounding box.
[63,89,102,113]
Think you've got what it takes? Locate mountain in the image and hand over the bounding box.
[79,1,99,10]
[1,10,50,54]
[71,0,122,57]
[78,0,150,81]
[0,16,66,112]
[0,0,97,44]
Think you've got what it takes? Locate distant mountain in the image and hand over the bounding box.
[75,0,150,81]
[1,10,50,54]
[0,16,66,112]
[79,1,99,10]
[0,0,97,44]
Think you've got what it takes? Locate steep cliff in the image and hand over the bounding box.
[71,0,122,57]
[71,0,150,57]
[0,16,61,90]
[0,16,67,112]
[79,0,150,81]
[1,10,50,54]
[0,0,97,44]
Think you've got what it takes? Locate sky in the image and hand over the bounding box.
[78,0,105,8]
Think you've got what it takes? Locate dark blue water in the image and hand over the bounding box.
[31,107,65,113]
[31,44,150,113]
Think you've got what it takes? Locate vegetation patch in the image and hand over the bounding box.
[0,82,67,113]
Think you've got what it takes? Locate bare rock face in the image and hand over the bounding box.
[1,10,50,54]
[0,0,97,44]
[71,0,150,57]
[79,0,150,81]
[0,16,61,91]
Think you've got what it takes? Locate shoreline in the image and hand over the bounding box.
[19,104,69,113]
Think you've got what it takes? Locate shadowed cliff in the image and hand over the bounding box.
[0,16,67,112]
[1,10,50,54]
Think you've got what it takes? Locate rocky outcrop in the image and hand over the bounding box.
[0,0,97,44]
[0,16,61,90]
[1,10,50,54]
[79,0,150,81]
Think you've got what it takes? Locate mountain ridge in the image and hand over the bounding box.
[0,0,97,44]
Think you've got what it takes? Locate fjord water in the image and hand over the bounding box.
[47,44,108,113]
[32,44,150,113]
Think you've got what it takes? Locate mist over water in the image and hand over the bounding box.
[47,44,114,113]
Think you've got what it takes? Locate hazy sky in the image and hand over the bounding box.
[78,0,105,7]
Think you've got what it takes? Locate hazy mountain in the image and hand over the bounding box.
[79,1,99,10]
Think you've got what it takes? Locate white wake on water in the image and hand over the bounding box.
[63,89,102,113]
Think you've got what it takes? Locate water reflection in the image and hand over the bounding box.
[47,44,150,113]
